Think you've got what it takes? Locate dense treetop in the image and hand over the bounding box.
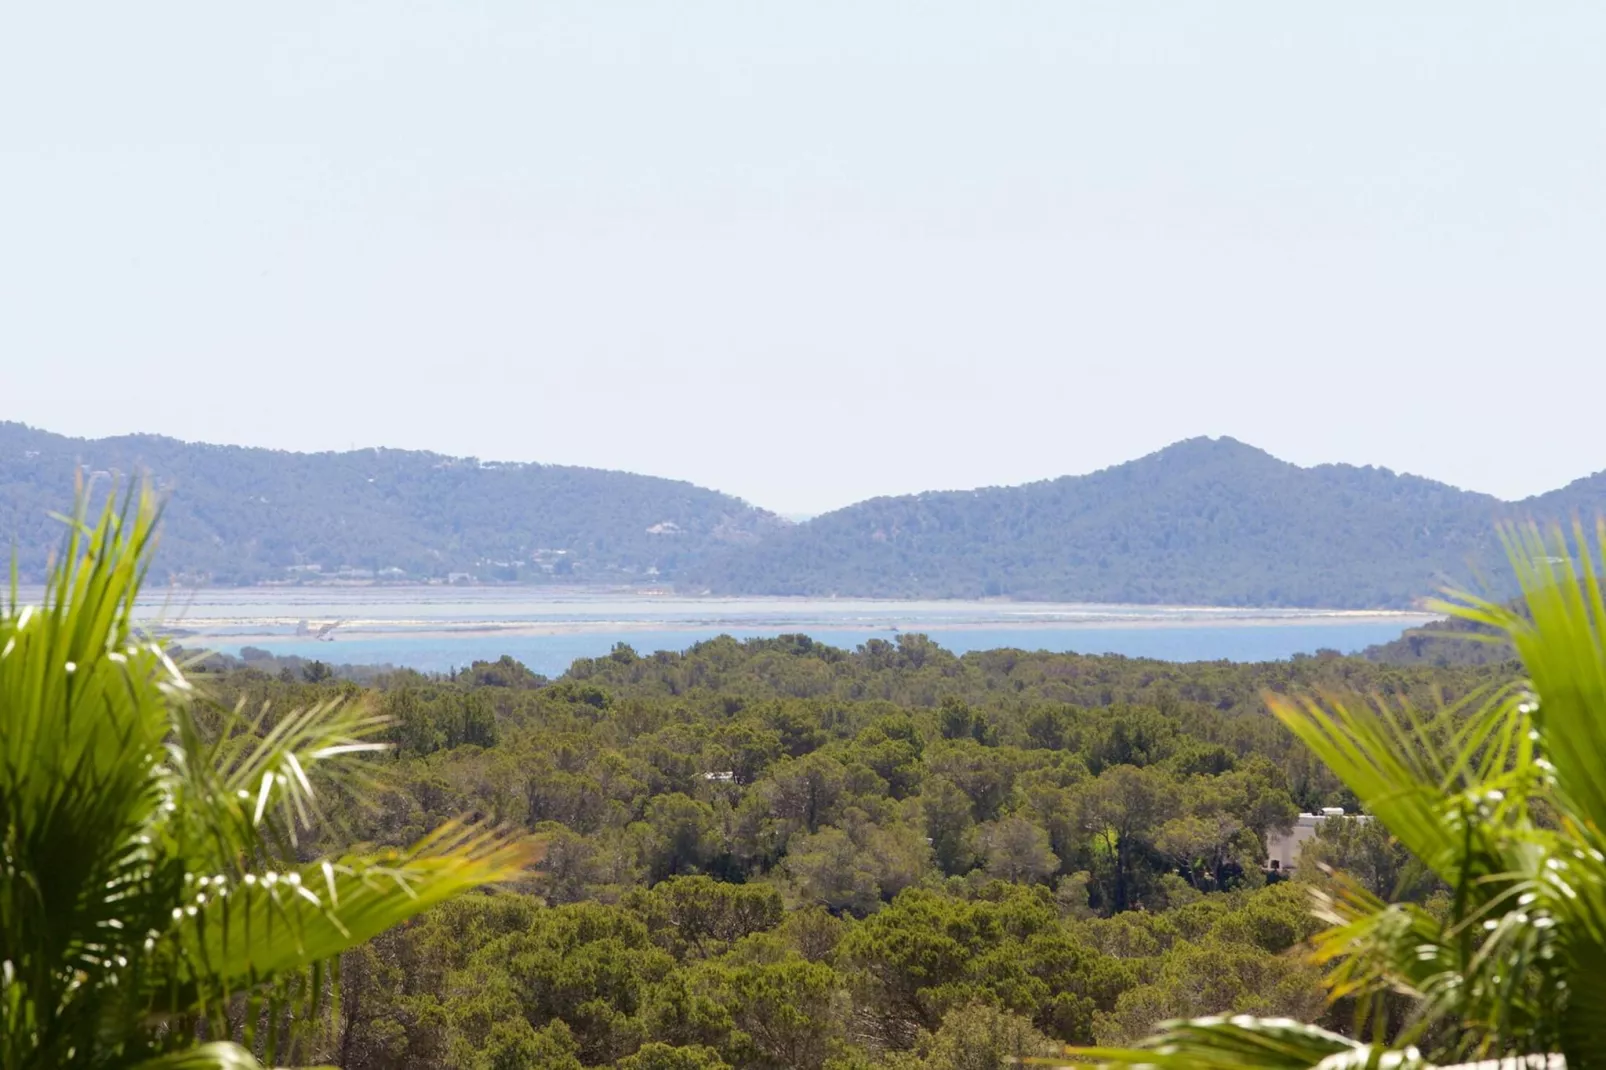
[188,633,1505,1068]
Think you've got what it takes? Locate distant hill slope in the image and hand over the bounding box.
[9,426,1605,606]
[689,437,1606,608]
[0,423,786,584]
[1362,614,1516,666]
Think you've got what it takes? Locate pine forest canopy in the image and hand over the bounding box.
[171,628,1516,1068]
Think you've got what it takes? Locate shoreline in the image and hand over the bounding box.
[11,584,1442,620]
[172,610,1437,647]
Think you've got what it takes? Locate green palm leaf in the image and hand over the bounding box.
[1038,1016,1420,1069]
[170,824,529,997]
[129,1043,270,1070]
[0,485,540,1069]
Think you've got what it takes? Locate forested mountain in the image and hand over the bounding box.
[6,424,1604,606]
[692,437,1598,608]
[0,423,787,584]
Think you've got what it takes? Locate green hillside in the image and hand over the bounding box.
[0,423,787,584]
[8,425,1606,607]
[692,437,1606,608]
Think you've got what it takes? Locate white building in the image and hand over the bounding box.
[1265,808,1350,872]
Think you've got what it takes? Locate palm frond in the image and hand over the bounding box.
[165,821,539,1011]
[129,1042,268,1070]
[1,484,540,1068]
[165,690,392,863]
[1049,1015,1418,1069]
[1438,522,1606,841]
[1076,524,1606,1069]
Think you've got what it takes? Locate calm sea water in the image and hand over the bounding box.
[203,622,1424,676]
[101,587,1433,675]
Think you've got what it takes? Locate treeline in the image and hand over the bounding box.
[197,635,1502,1069]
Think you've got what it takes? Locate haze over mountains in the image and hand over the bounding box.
[3,422,1603,608]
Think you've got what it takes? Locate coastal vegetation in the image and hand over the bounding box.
[1360,611,1514,667]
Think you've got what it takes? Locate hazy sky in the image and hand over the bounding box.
[3,4,1603,515]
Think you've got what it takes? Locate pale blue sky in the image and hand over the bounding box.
[3,4,1603,515]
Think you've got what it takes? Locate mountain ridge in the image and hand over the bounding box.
[5,422,1606,607]
[0,422,787,585]
[688,437,1599,608]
